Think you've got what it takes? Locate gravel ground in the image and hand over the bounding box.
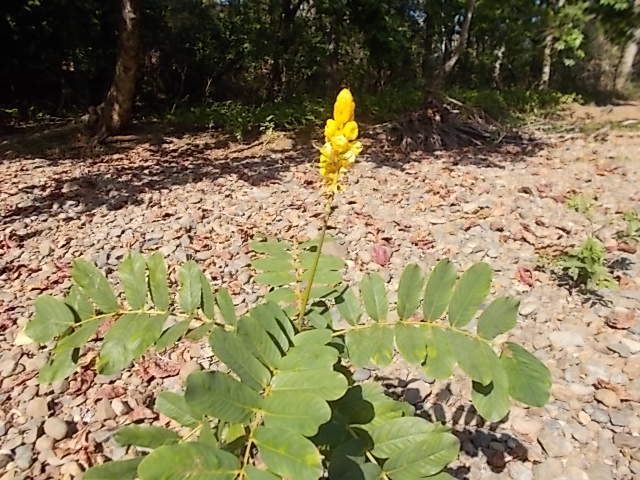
[1,111,639,479]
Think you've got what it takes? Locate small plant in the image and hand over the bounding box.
[557,236,617,289]
[565,194,594,216]
[616,210,640,243]
[20,90,551,480]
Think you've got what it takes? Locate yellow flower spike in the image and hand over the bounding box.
[343,121,358,141]
[333,89,355,125]
[324,119,339,140]
[319,88,362,193]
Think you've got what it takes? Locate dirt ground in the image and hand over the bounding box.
[0,102,639,480]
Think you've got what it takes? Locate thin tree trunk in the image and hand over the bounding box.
[540,31,553,89]
[93,0,141,142]
[615,1,640,91]
[492,44,505,88]
[442,0,477,77]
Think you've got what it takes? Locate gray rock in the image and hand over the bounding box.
[403,380,431,405]
[94,399,116,421]
[594,389,620,408]
[587,463,613,480]
[507,462,533,480]
[352,368,371,382]
[13,444,33,470]
[533,459,564,480]
[35,435,54,453]
[43,417,68,441]
[0,453,11,469]
[609,408,633,427]
[549,330,584,348]
[614,432,640,449]
[537,423,573,457]
[607,342,631,358]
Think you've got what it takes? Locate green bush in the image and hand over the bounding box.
[557,236,616,289]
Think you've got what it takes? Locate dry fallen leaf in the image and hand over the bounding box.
[372,243,391,267]
[594,378,638,402]
[516,266,535,287]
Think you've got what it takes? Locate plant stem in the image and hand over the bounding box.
[296,192,334,329]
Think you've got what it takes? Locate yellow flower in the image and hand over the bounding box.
[318,89,362,192]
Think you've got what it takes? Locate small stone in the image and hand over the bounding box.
[0,454,11,469]
[352,368,371,382]
[26,397,49,419]
[60,460,83,477]
[594,389,620,408]
[519,301,537,316]
[94,398,116,421]
[549,330,584,348]
[578,411,591,425]
[14,444,33,470]
[565,466,588,480]
[588,462,613,480]
[507,462,533,480]
[43,417,68,440]
[533,458,564,480]
[35,435,54,453]
[512,417,542,439]
[179,361,201,380]
[614,432,640,449]
[537,424,573,457]
[609,409,632,427]
[607,342,631,358]
[111,399,131,416]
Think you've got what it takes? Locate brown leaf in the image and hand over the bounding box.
[372,243,391,266]
[617,242,638,254]
[127,406,157,422]
[605,308,636,330]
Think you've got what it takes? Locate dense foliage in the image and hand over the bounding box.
[2,0,638,121]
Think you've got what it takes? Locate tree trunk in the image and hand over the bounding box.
[93,0,141,142]
[540,31,553,89]
[441,0,477,77]
[615,1,640,91]
[492,44,505,88]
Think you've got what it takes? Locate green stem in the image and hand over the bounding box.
[296,193,334,329]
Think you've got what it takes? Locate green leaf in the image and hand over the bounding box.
[185,323,213,341]
[397,264,424,320]
[254,426,323,480]
[448,263,492,328]
[83,458,142,480]
[345,324,395,367]
[252,256,293,272]
[327,437,381,480]
[293,329,332,347]
[275,344,338,370]
[360,273,388,321]
[395,323,429,364]
[255,271,296,287]
[270,361,348,401]
[216,288,237,327]
[249,302,292,352]
[501,343,551,407]
[65,286,94,320]
[448,332,497,385]
[471,363,510,422]
[199,422,219,447]
[147,253,170,311]
[114,425,179,448]
[246,466,280,480]
[370,417,448,458]
[118,252,147,309]
[210,327,271,390]
[265,287,296,305]
[201,273,216,320]
[251,239,290,256]
[71,259,118,313]
[423,327,456,379]
[358,382,414,426]
[261,391,331,436]
[97,313,166,375]
[26,295,75,343]
[423,260,457,321]
[179,261,202,314]
[137,443,239,480]
[335,287,362,326]
[56,318,102,350]
[477,297,519,340]
[185,371,260,423]
[238,314,282,367]
[38,349,76,384]
[155,320,190,350]
[383,431,459,480]
[155,391,200,427]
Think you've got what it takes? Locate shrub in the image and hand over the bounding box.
[21,90,551,480]
[557,236,616,289]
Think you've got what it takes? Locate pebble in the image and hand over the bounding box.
[94,399,116,421]
[533,458,564,479]
[549,331,584,348]
[34,435,54,453]
[594,389,620,408]
[352,368,371,382]
[43,417,68,440]
[25,397,49,419]
[537,423,573,457]
[13,444,33,470]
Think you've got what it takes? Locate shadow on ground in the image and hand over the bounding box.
[1,120,545,228]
